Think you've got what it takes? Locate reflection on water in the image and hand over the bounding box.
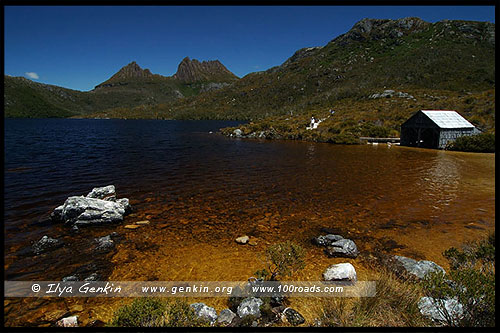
[421,151,460,209]
[3,119,495,327]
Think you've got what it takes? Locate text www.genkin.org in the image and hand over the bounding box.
[5,281,376,297]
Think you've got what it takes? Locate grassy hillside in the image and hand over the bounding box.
[79,18,495,138]
[221,89,495,144]
[4,18,495,131]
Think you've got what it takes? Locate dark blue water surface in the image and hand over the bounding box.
[4,119,243,241]
[4,118,495,255]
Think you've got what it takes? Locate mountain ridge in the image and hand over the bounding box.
[4,57,239,117]
[4,17,495,128]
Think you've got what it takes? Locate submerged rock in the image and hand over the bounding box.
[322,263,357,283]
[324,239,359,258]
[50,185,131,228]
[190,303,218,324]
[418,296,463,325]
[94,235,114,251]
[32,235,64,255]
[84,273,100,281]
[313,234,359,258]
[393,255,446,279]
[235,235,249,244]
[237,297,263,318]
[313,234,344,246]
[62,275,79,282]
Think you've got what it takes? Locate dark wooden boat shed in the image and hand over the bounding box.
[400,110,479,149]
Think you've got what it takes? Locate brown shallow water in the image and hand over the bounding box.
[4,134,495,326]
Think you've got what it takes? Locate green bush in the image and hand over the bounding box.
[257,241,306,281]
[164,299,208,327]
[110,298,208,327]
[446,133,495,153]
[111,298,167,327]
[421,233,495,327]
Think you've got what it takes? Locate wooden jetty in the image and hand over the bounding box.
[359,137,400,143]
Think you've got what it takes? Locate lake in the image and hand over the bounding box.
[3,118,495,326]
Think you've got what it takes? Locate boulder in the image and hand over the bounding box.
[324,239,359,258]
[283,308,305,326]
[55,315,78,327]
[394,255,446,279]
[322,263,357,283]
[190,303,217,325]
[237,297,263,318]
[32,235,64,255]
[50,186,131,227]
[418,296,463,325]
[217,309,236,325]
[313,234,359,258]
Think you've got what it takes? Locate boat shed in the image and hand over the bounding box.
[400,110,480,149]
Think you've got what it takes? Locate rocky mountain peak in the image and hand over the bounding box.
[333,17,430,45]
[94,61,157,89]
[173,57,238,83]
[110,61,154,80]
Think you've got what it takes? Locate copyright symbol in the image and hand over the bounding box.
[32,284,41,292]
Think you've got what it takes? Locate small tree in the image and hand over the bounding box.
[256,241,306,281]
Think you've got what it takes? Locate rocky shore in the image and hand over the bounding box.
[11,186,471,327]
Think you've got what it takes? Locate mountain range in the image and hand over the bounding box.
[3,17,495,137]
[4,57,238,118]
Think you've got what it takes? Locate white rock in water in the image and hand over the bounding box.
[51,185,131,227]
[61,196,126,227]
[235,235,249,244]
[322,263,357,282]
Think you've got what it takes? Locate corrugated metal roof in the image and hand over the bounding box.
[421,110,475,129]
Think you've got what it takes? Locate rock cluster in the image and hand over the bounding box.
[369,90,414,99]
[32,235,64,255]
[313,234,359,258]
[50,185,131,229]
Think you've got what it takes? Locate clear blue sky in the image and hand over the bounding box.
[4,5,495,91]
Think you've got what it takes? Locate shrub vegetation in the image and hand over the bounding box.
[421,233,495,327]
[446,133,495,153]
